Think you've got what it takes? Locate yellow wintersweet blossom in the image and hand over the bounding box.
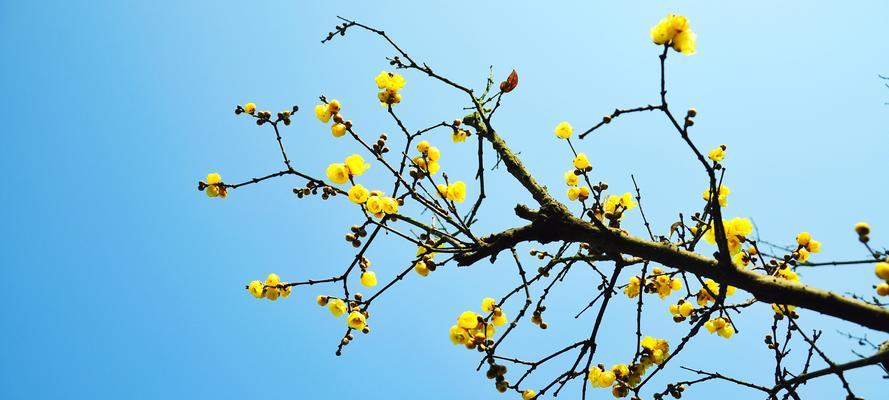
[640,336,670,365]
[854,222,871,236]
[669,301,694,318]
[704,317,735,339]
[426,146,441,162]
[326,163,350,184]
[360,271,378,287]
[708,146,726,162]
[449,325,470,345]
[587,366,616,388]
[604,193,637,219]
[446,181,467,202]
[624,276,641,298]
[772,303,797,317]
[345,154,370,176]
[458,311,480,329]
[704,217,753,255]
[247,280,264,298]
[314,100,341,123]
[491,308,508,326]
[414,261,430,277]
[348,184,370,204]
[328,298,347,317]
[650,13,696,55]
[653,272,682,299]
[365,195,384,215]
[205,173,228,198]
[522,389,537,400]
[697,279,736,306]
[875,262,889,280]
[481,297,496,313]
[243,102,256,114]
[876,283,889,296]
[452,129,469,143]
[573,153,591,170]
[331,123,347,137]
[564,171,579,186]
[265,273,281,287]
[554,121,573,139]
[702,185,730,207]
[347,310,367,330]
[381,197,399,215]
[567,186,590,201]
[375,71,406,91]
[417,140,431,153]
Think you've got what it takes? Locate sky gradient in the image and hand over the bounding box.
[2,1,887,398]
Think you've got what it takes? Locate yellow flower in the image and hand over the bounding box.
[347,310,367,330]
[704,317,734,339]
[360,271,378,287]
[875,262,889,281]
[806,240,821,253]
[491,308,507,326]
[640,336,670,365]
[243,102,256,114]
[876,283,889,296]
[331,123,347,137]
[704,217,752,255]
[279,285,292,299]
[669,301,694,318]
[326,163,350,184]
[314,104,332,123]
[427,146,441,162]
[417,140,430,153]
[611,364,630,379]
[265,287,280,301]
[650,14,696,55]
[697,279,736,305]
[328,298,347,317]
[708,146,726,162]
[446,181,467,202]
[316,295,329,306]
[573,153,591,170]
[265,273,280,287]
[854,222,871,236]
[624,276,641,298]
[564,171,579,186]
[382,197,399,214]
[588,366,616,388]
[604,193,637,219]
[414,260,430,277]
[348,184,370,204]
[481,297,496,313]
[554,121,573,139]
[345,154,370,176]
[702,185,730,207]
[247,280,264,298]
[204,173,227,198]
[427,161,441,175]
[796,248,810,263]
[567,187,581,201]
[375,71,406,91]
[522,389,537,400]
[796,232,811,247]
[365,195,383,214]
[458,311,480,329]
[449,325,470,345]
[452,129,468,143]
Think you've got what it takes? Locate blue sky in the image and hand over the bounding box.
[2,1,887,398]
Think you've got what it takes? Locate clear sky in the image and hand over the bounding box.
[2,1,887,398]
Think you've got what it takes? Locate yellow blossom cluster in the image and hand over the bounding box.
[414,241,442,277]
[413,140,442,175]
[650,13,696,55]
[640,336,670,366]
[554,121,573,139]
[793,231,821,263]
[365,190,400,218]
[316,295,369,331]
[359,257,377,288]
[770,267,801,317]
[703,217,753,255]
[696,279,736,306]
[624,268,681,299]
[326,154,371,184]
[567,186,591,202]
[702,184,730,207]
[437,181,468,203]
[588,362,648,396]
[704,317,735,339]
[202,172,228,199]
[604,193,638,221]
[668,300,694,321]
[246,273,292,301]
[452,129,469,143]
[732,244,757,268]
[314,99,352,138]
[565,154,592,202]
[375,71,406,106]
[449,305,506,349]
